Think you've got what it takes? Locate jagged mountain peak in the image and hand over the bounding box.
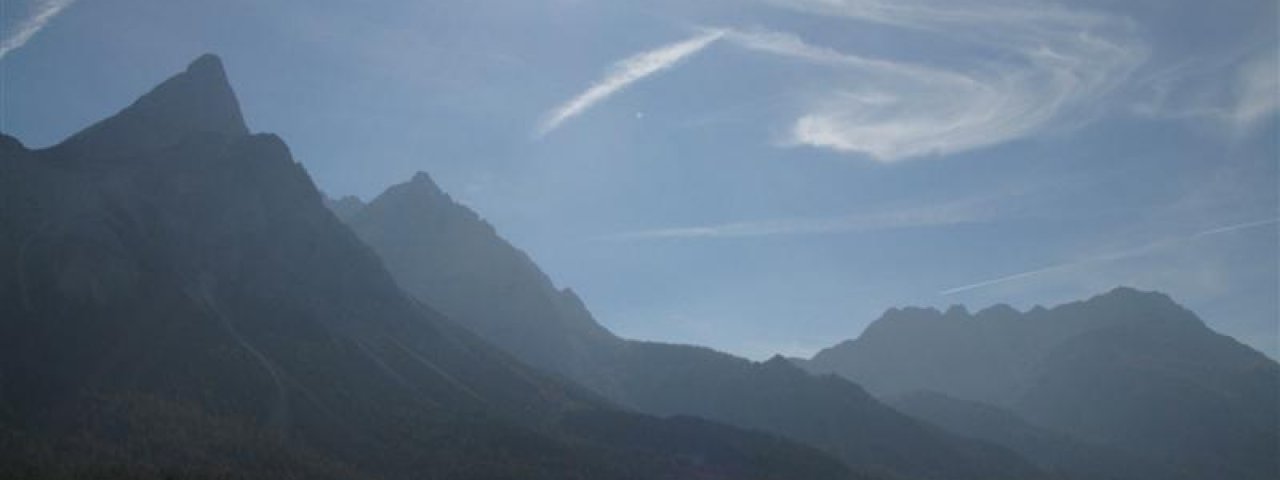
[396,170,445,195]
[763,354,793,366]
[345,171,623,379]
[322,193,368,222]
[186,53,227,76]
[129,53,247,136]
[48,53,249,160]
[880,305,942,320]
[410,170,442,189]
[862,287,1194,341]
[368,171,451,210]
[801,286,1278,479]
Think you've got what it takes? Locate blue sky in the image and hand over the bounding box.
[3,0,1277,359]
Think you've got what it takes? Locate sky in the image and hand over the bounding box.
[2,0,1277,360]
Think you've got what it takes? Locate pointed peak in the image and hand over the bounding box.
[187,53,227,77]
[762,354,802,371]
[131,53,248,136]
[369,171,451,211]
[396,171,446,198]
[323,193,368,222]
[410,171,441,189]
[49,53,249,160]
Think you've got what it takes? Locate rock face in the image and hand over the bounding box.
[341,174,1050,480]
[0,55,863,480]
[801,288,1280,480]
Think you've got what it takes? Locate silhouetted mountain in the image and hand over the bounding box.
[802,288,1280,480]
[340,174,1049,480]
[0,55,864,480]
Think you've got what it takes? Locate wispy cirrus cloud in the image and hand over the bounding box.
[535,29,724,137]
[726,0,1146,161]
[1228,54,1280,129]
[940,217,1279,295]
[1133,52,1279,134]
[596,194,998,241]
[1,0,75,60]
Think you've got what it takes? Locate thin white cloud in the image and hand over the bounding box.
[1228,54,1280,129]
[597,195,995,241]
[535,30,724,137]
[731,0,1145,160]
[724,29,960,79]
[0,0,75,60]
[940,217,1279,295]
[1132,52,1280,133]
[1191,218,1280,237]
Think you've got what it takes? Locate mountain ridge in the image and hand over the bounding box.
[340,172,1051,480]
[800,286,1279,480]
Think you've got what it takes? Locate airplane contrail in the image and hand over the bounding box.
[535,30,724,137]
[941,217,1279,296]
[1190,217,1279,237]
[1,0,76,60]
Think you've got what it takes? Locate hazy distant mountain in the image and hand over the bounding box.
[0,55,864,480]
[344,175,625,393]
[341,173,1048,480]
[322,194,366,223]
[801,288,1280,480]
[888,391,1194,480]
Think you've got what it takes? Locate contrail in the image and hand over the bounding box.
[1,0,76,60]
[941,217,1279,296]
[1191,218,1279,237]
[535,29,724,137]
[595,194,990,241]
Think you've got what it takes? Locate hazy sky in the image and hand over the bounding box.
[3,0,1277,359]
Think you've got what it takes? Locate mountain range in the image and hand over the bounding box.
[800,288,1280,480]
[336,158,1278,480]
[3,53,1275,480]
[0,54,866,480]
[335,169,1049,480]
